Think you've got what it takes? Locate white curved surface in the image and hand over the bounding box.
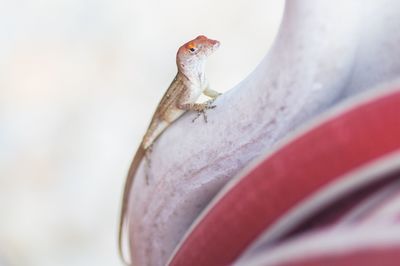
[129,0,400,265]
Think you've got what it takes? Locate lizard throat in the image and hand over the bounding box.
[179,61,206,85]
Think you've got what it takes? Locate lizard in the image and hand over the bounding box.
[118,35,221,265]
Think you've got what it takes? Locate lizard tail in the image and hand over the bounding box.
[143,119,169,150]
[118,143,146,265]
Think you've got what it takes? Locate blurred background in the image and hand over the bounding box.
[0,1,284,265]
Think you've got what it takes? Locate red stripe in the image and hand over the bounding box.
[169,89,400,266]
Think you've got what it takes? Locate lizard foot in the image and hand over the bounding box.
[205,99,217,109]
[192,110,208,123]
[144,145,153,185]
[192,100,216,123]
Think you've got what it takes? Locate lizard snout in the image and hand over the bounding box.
[210,39,220,49]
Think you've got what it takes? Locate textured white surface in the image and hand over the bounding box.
[129,0,400,265]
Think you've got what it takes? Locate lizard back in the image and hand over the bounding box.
[142,73,188,149]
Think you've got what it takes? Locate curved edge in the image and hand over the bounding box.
[168,84,400,265]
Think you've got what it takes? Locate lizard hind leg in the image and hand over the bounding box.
[179,99,216,123]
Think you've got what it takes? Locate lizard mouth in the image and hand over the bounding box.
[213,41,220,50]
[208,40,220,55]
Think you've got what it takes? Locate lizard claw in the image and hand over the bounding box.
[192,110,209,123]
[202,111,208,123]
[192,112,202,123]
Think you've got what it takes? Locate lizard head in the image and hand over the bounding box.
[176,35,220,78]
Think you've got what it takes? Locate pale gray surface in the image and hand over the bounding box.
[129,0,400,265]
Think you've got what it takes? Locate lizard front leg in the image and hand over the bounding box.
[203,85,222,99]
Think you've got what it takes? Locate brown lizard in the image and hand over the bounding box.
[119,35,221,264]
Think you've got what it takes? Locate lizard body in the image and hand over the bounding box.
[119,35,221,264]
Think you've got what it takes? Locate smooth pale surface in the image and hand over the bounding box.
[129,0,400,265]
